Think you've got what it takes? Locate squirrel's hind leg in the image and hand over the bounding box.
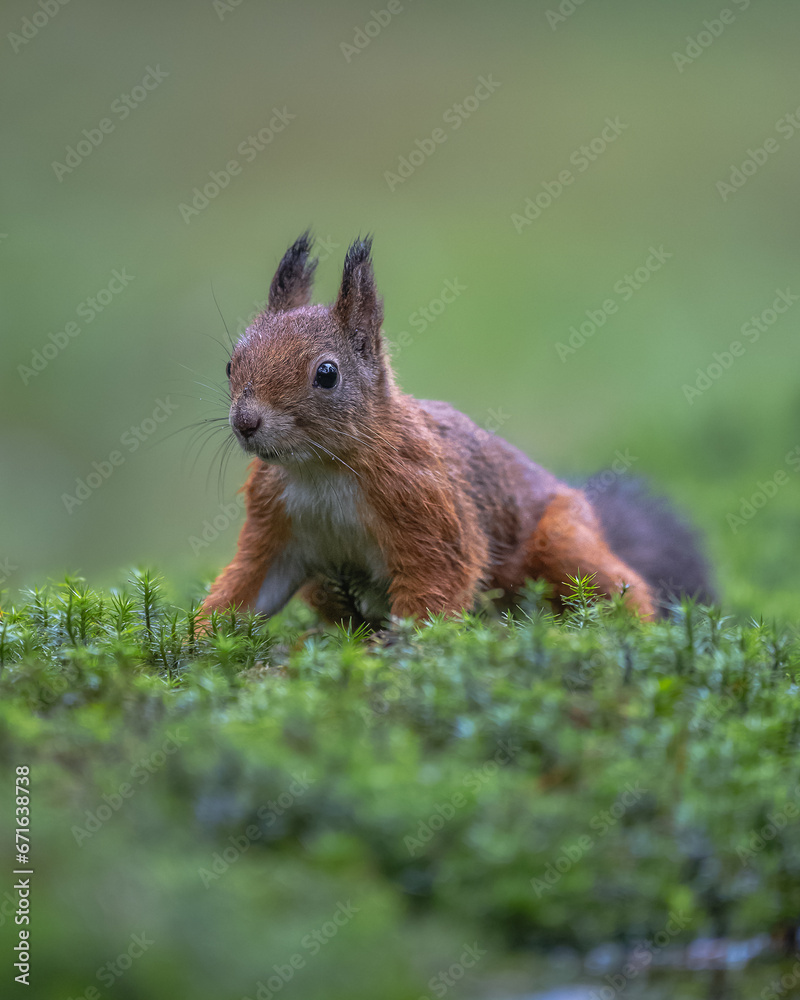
[300,579,377,632]
[520,490,656,620]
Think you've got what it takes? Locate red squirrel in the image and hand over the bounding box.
[201,232,712,628]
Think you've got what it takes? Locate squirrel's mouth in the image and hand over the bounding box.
[256,448,287,463]
[230,431,286,463]
[239,442,286,463]
[250,444,310,465]
[233,431,315,466]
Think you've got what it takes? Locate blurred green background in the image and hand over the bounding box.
[1,0,799,617]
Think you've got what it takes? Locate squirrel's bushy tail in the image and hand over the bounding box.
[587,476,715,615]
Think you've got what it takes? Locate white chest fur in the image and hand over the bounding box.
[254,465,389,619]
[280,467,386,576]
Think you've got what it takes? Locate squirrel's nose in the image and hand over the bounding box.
[232,411,262,440]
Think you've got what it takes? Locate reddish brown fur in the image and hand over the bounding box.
[203,462,292,612]
[201,233,656,627]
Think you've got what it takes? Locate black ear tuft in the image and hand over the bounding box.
[268,230,318,312]
[333,235,383,353]
[338,235,373,301]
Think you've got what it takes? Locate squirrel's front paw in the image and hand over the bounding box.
[621,582,656,622]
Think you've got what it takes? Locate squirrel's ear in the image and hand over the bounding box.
[333,236,384,353]
[268,231,318,312]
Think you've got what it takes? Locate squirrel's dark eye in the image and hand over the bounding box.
[226,361,232,378]
[314,361,339,389]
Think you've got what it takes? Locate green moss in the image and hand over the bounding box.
[2,572,799,997]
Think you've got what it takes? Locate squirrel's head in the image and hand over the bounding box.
[226,232,389,466]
